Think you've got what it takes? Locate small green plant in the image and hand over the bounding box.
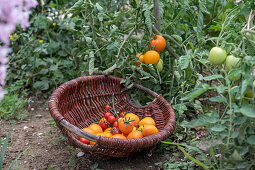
[0,124,27,170]
[0,80,30,120]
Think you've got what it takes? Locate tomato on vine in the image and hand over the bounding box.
[149,35,166,52]
[104,112,112,120]
[112,127,121,135]
[209,47,227,65]
[135,53,145,66]
[113,121,118,127]
[108,115,116,124]
[105,105,110,110]
[99,117,109,130]
[143,50,160,65]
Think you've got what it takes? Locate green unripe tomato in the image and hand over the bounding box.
[209,47,227,65]
[225,55,241,71]
[228,72,241,82]
[156,59,163,72]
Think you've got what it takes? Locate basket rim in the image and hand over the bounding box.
[49,75,176,147]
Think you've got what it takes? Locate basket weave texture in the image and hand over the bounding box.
[49,75,176,158]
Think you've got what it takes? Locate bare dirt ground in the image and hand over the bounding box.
[0,98,166,170]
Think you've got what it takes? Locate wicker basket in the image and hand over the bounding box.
[48,75,176,158]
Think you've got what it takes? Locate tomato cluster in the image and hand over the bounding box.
[79,105,158,145]
[135,34,166,70]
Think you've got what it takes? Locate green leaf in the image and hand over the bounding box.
[0,124,12,170]
[33,80,49,91]
[231,131,239,138]
[230,150,242,161]
[142,2,152,35]
[203,75,223,81]
[68,156,76,167]
[172,104,187,115]
[179,55,191,70]
[247,135,255,145]
[209,96,227,103]
[240,104,255,118]
[181,83,210,100]
[210,124,226,132]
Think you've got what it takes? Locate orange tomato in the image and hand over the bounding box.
[135,53,145,66]
[112,134,126,139]
[103,132,113,138]
[96,132,107,137]
[104,127,113,133]
[142,125,158,137]
[138,125,146,131]
[149,35,166,52]
[143,50,160,65]
[87,123,103,134]
[127,130,143,139]
[81,128,97,146]
[82,128,97,135]
[118,117,134,135]
[125,113,140,126]
[139,117,155,127]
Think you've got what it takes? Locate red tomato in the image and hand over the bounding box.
[112,127,121,135]
[119,112,125,118]
[108,115,116,123]
[79,137,89,144]
[113,121,118,127]
[99,117,109,130]
[105,105,110,110]
[104,112,112,120]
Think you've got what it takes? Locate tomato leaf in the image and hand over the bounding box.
[203,75,223,81]
[240,104,255,118]
[181,83,210,100]
[209,96,227,103]
[210,124,226,132]
[247,136,255,145]
[179,55,191,70]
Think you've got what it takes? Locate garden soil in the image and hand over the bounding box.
[0,98,165,170]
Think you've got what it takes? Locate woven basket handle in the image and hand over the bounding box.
[59,119,99,142]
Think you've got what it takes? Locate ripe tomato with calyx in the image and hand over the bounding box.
[112,127,122,135]
[104,112,112,120]
[99,117,109,130]
[104,127,113,133]
[125,113,140,126]
[119,111,125,118]
[144,50,160,65]
[118,117,134,134]
[149,35,166,52]
[209,47,227,65]
[105,105,111,110]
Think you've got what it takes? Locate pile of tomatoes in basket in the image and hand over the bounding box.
[79,105,158,145]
